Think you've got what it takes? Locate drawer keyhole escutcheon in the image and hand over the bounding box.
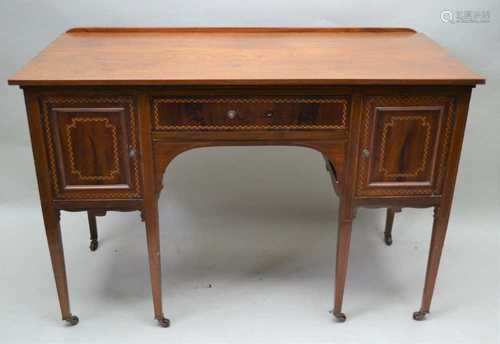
[362,148,370,158]
[265,112,273,118]
[227,109,237,119]
[129,146,137,159]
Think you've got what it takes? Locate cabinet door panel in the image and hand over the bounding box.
[357,96,455,197]
[41,97,141,199]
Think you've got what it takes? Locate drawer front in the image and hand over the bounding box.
[41,96,141,199]
[152,96,350,131]
[356,95,455,197]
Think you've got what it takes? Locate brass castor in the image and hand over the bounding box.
[413,310,428,321]
[64,315,79,326]
[384,233,393,246]
[157,316,170,328]
[89,239,98,251]
[333,311,346,322]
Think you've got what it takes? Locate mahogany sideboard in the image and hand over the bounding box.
[8,27,484,327]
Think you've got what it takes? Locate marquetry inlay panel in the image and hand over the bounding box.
[152,97,350,131]
[41,96,141,199]
[356,95,455,197]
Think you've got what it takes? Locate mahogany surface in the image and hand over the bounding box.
[8,27,484,327]
[153,96,349,131]
[9,27,484,86]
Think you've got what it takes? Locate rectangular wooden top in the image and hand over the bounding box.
[8,27,485,86]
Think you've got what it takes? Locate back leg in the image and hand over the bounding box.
[87,210,106,251]
[384,208,401,246]
[88,211,98,251]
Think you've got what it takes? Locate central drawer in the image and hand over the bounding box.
[152,96,350,131]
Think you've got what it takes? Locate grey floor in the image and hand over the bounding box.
[1,139,499,343]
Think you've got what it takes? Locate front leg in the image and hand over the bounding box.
[332,202,353,322]
[414,207,449,320]
[318,142,355,322]
[138,95,178,327]
[143,201,169,327]
[42,207,79,326]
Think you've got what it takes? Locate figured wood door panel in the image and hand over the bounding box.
[41,96,141,199]
[357,95,455,197]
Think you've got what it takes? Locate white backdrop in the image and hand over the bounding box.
[0,1,499,343]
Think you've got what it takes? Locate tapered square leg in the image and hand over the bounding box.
[333,206,353,322]
[42,207,78,326]
[414,207,449,321]
[143,203,169,327]
[320,143,355,323]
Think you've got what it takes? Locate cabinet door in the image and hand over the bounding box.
[356,95,455,197]
[41,96,141,199]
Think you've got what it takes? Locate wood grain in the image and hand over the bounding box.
[152,96,349,130]
[8,27,484,86]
